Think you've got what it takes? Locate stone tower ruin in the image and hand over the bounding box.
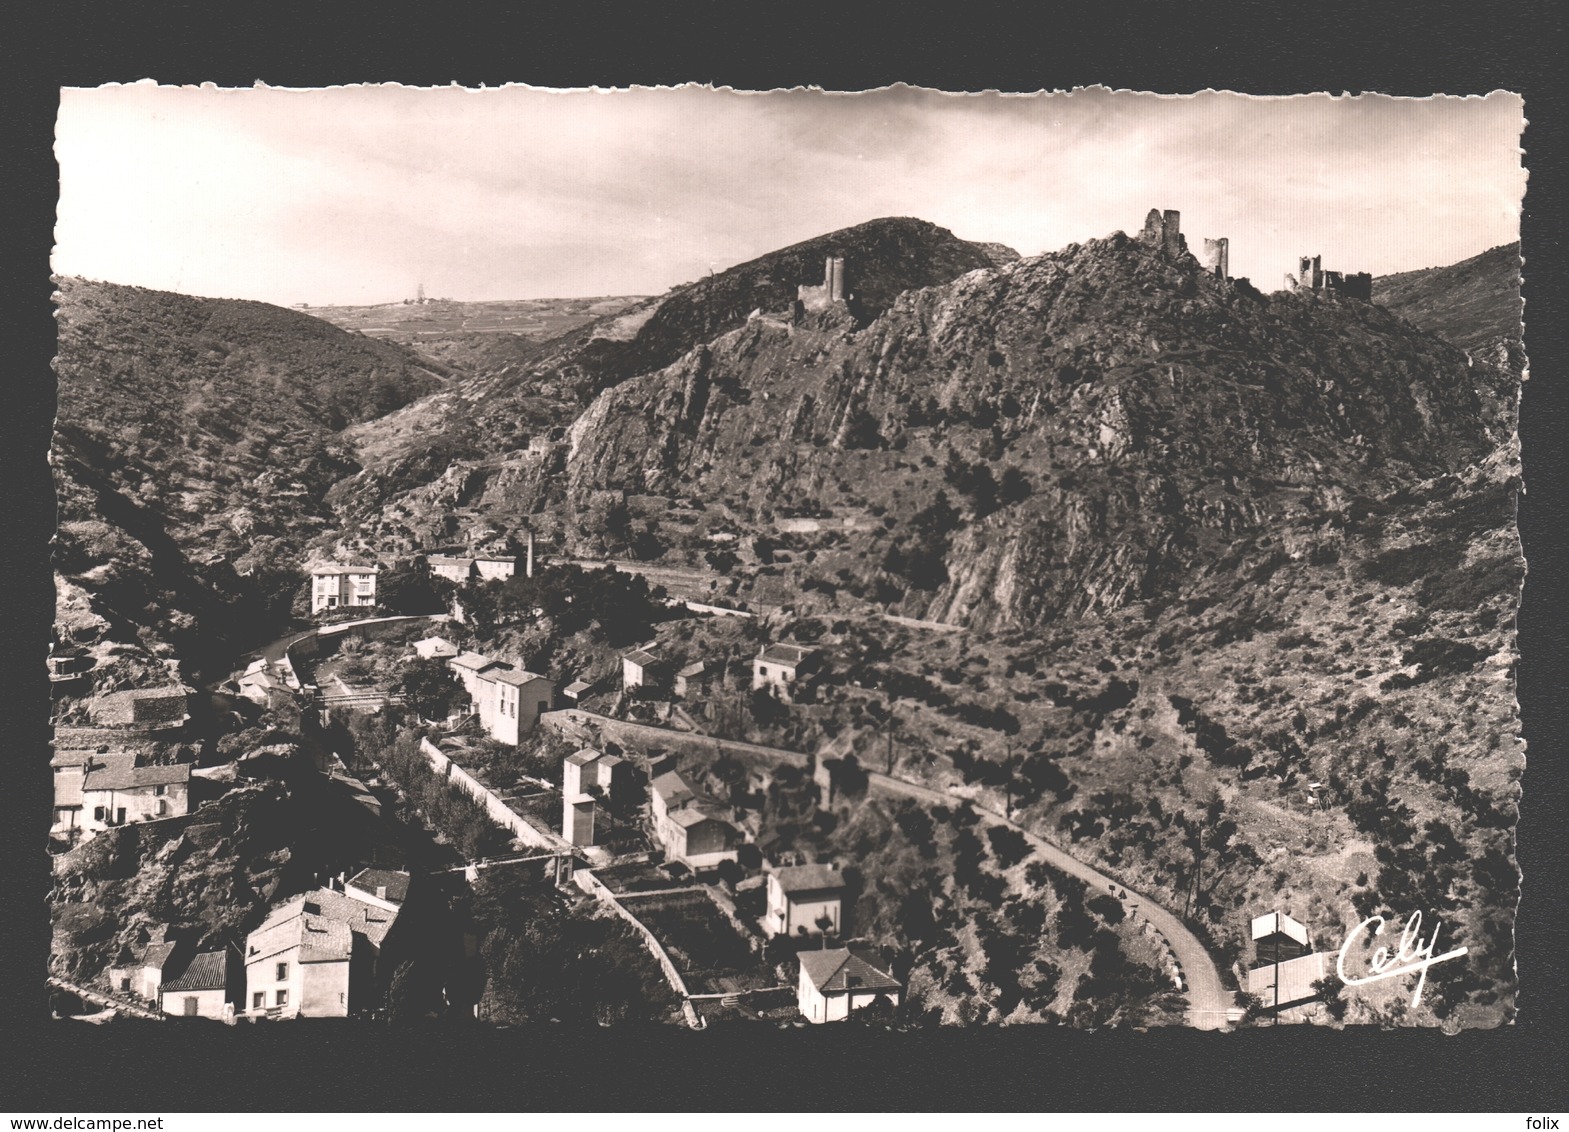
[1286,254,1371,300]
[1140,208,1189,258]
[797,255,848,312]
[1200,237,1230,279]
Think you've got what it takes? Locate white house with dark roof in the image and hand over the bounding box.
[621,647,664,690]
[310,563,378,615]
[81,756,190,833]
[448,651,510,706]
[160,947,242,1020]
[797,948,902,1023]
[479,668,553,744]
[243,887,400,1018]
[753,643,820,702]
[650,769,738,870]
[109,936,185,1002]
[766,862,847,938]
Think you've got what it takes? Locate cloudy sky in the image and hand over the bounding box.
[54,84,1525,306]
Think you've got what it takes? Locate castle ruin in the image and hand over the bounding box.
[1284,254,1371,301]
[1140,209,1231,280]
[798,255,848,312]
[1200,237,1229,279]
[1140,208,1188,258]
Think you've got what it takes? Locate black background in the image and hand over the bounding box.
[2,0,1564,1112]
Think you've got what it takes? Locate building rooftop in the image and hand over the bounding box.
[566,748,603,767]
[1251,910,1311,947]
[347,868,411,906]
[772,863,845,895]
[449,652,504,672]
[563,680,593,696]
[83,759,190,792]
[246,907,354,966]
[798,948,901,995]
[51,748,101,768]
[160,950,229,993]
[623,649,662,668]
[1246,951,1329,1009]
[90,687,192,727]
[489,669,550,687]
[651,769,699,808]
[310,563,379,575]
[677,660,709,678]
[669,806,732,829]
[250,887,399,962]
[758,643,817,667]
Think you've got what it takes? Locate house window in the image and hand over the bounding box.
[120,977,131,992]
[94,806,106,821]
[155,784,167,796]
[276,961,289,981]
[275,989,288,1006]
[252,991,264,1009]
[156,799,168,816]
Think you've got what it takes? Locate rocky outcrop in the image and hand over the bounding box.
[557,230,1515,631]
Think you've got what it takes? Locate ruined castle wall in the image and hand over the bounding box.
[1201,237,1229,278]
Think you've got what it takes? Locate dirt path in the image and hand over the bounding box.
[547,708,1234,1029]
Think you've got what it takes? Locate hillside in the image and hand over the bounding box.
[1374,242,1523,355]
[330,218,1017,551]
[51,277,442,674]
[554,228,1516,630]
[369,224,1519,1025]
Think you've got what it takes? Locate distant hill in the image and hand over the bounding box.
[51,277,443,673]
[1374,242,1523,354]
[333,217,1011,541]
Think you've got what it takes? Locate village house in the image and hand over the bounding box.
[344,868,411,913]
[797,948,902,1024]
[752,643,820,703]
[1246,909,1329,1013]
[50,748,93,841]
[561,748,624,846]
[80,755,190,833]
[650,769,739,871]
[448,651,511,706]
[160,946,243,1020]
[478,668,554,745]
[309,563,378,615]
[473,556,517,582]
[561,678,594,704]
[89,686,193,730]
[412,635,459,660]
[426,554,477,584]
[674,660,713,699]
[243,886,401,1019]
[236,665,291,707]
[621,647,665,691]
[766,862,847,938]
[109,936,186,1001]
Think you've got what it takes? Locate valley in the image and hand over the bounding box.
[46,213,1525,1031]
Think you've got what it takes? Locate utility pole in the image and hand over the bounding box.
[884,709,895,776]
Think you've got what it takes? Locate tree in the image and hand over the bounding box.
[379,559,444,615]
[396,657,460,722]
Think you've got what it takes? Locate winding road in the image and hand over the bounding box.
[547,707,1234,1029]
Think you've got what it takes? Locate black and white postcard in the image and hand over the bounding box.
[44,84,1527,1042]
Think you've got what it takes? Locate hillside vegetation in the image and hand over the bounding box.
[52,277,441,671]
[1374,242,1523,355]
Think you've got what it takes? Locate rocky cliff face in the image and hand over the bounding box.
[333,217,1018,553]
[558,231,1517,630]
